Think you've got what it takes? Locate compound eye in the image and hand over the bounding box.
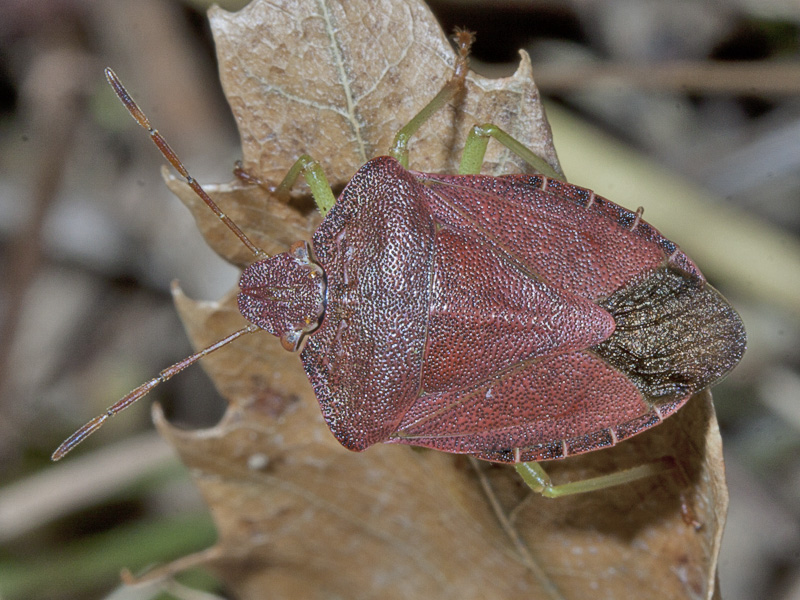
[280,330,302,352]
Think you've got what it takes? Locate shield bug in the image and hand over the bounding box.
[53,32,746,497]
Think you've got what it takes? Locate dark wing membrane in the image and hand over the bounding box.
[594,265,747,403]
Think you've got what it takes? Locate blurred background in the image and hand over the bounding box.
[0,0,797,598]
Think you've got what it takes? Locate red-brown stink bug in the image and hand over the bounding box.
[53,32,745,497]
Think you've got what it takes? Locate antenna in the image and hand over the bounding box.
[105,68,268,261]
[52,324,259,460]
[53,69,271,460]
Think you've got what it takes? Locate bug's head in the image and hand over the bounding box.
[238,241,326,351]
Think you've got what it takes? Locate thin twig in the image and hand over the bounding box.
[534,60,800,95]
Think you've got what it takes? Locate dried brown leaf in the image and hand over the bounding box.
[210,0,559,185]
[165,171,320,268]
[145,0,728,598]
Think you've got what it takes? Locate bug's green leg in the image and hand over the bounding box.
[389,80,464,169]
[389,30,474,168]
[515,458,673,498]
[459,123,562,180]
[276,154,336,216]
[233,160,268,187]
